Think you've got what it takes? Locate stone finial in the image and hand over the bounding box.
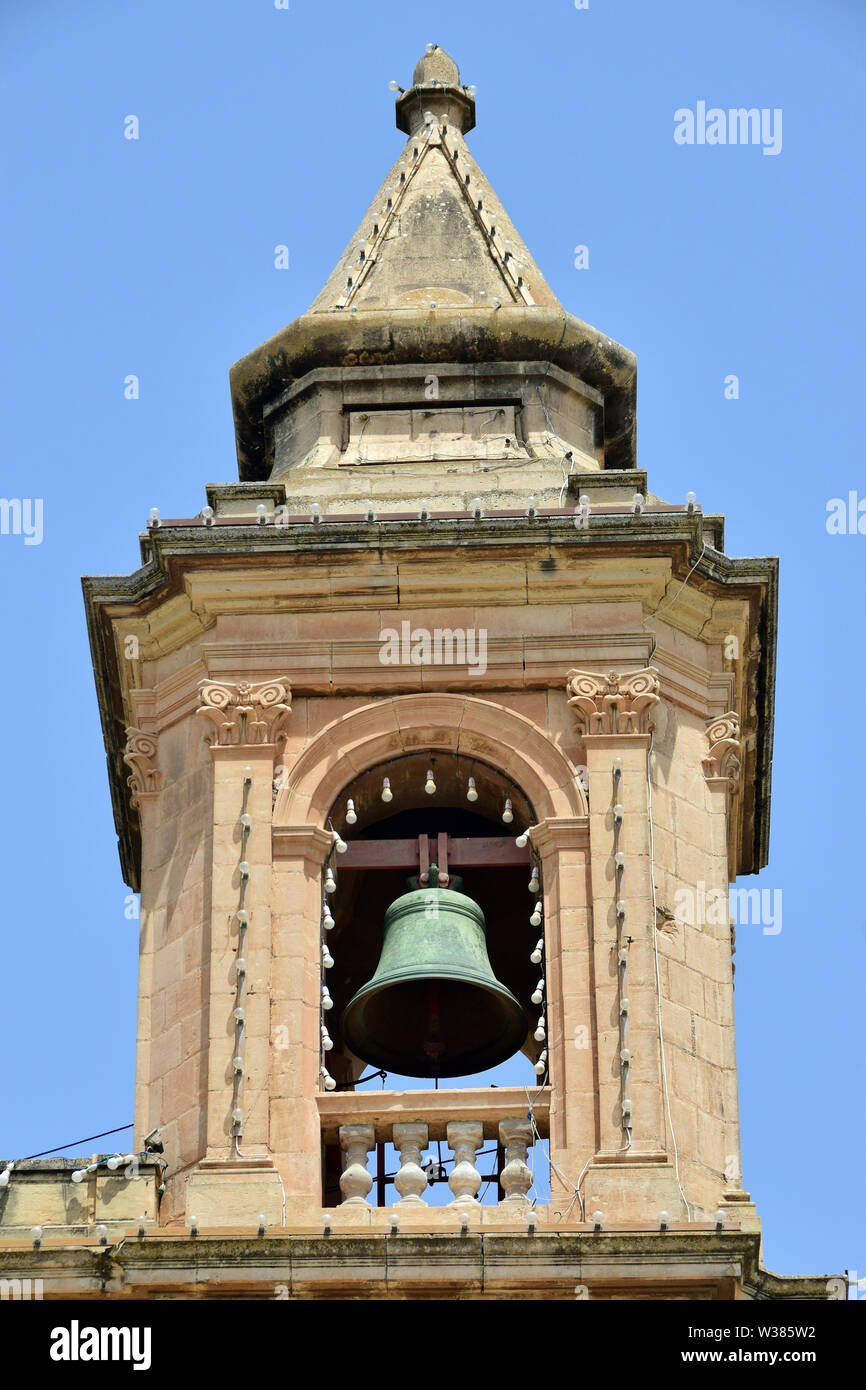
[566,668,661,737]
[412,44,460,88]
[122,728,162,810]
[196,679,291,747]
[703,712,741,791]
[397,45,475,136]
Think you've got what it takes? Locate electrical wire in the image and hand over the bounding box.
[13,1125,134,1162]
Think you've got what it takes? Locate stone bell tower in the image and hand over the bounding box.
[58,43,833,1298]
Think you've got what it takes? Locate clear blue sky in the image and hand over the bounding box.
[1,0,863,1280]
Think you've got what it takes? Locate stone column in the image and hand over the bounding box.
[566,668,665,1155]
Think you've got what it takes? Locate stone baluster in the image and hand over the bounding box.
[498,1118,533,1203]
[338,1124,374,1205]
[446,1121,483,1205]
[393,1122,429,1206]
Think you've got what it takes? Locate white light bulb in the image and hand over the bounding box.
[613,758,622,777]
[632,492,645,515]
[530,903,542,927]
[528,870,539,893]
[502,798,513,824]
[471,497,483,519]
[106,1155,122,1171]
[321,1029,333,1051]
[686,491,697,512]
[322,947,334,970]
[243,766,253,785]
[530,940,543,964]
[389,80,401,91]
[333,832,348,854]
[381,777,393,803]
[310,503,323,523]
[515,830,529,848]
[531,980,544,1005]
[322,989,333,1011]
[466,776,478,802]
[592,1211,603,1230]
[233,1056,244,1074]
[620,997,630,1014]
[321,1069,336,1091]
[578,494,590,509]
[236,957,247,975]
[236,909,249,925]
[613,804,624,823]
[96,1224,109,1244]
[425,769,436,795]
[534,1059,546,1076]
[256,503,268,525]
[617,947,629,966]
[419,499,430,521]
[526,495,537,518]
[31,1225,43,1245]
[148,508,161,527]
[658,1210,670,1230]
[234,1007,245,1024]
[616,900,627,919]
[240,812,252,831]
[71,1169,86,1184]
[324,870,336,893]
[622,1097,632,1115]
[232,1107,243,1124]
[0,1166,11,1187]
[345,800,357,825]
[620,1047,631,1063]
[190,1218,199,1236]
[714,1209,725,1229]
[533,1017,546,1043]
[365,501,376,521]
[323,908,335,931]
[257,1214,267,1236]
[614,851,626,870]
[239,860,251,880]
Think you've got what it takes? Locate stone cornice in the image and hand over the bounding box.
[82,521,776,888]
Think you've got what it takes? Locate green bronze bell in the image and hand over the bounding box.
[341,870,527,1078]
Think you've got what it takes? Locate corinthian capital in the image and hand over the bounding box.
[566,667,660,736]
[196,678,291,746]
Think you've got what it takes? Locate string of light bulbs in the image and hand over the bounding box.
[612,757,633,1152]
[230,765,254,1155]
[319,828,347,1092]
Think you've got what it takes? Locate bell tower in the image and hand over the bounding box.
[73,44,833,1298]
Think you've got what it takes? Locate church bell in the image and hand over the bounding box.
[341,872,527,1078]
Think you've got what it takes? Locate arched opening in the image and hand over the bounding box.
[322,750,543,1093]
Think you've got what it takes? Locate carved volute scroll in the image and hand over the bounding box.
[196,678,292,747]
[703,712,741,793]
[566,667,661,737]
[122,728,163,810]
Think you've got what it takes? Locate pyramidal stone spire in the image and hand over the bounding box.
[229,46,637,499]
[310,45,560,314]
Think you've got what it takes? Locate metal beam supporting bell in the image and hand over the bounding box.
[341,872,527,1078]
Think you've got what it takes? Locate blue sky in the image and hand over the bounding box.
[1,0,863,1279]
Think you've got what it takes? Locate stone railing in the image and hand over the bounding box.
[317,1087,550,1208]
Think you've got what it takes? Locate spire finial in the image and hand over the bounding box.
[395,45,476,136]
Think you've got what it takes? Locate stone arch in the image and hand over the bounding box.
[273,693,587,827]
